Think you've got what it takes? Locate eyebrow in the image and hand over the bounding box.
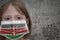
[15,14,26,18]
[15,15,24,17]
[2,15,11,18]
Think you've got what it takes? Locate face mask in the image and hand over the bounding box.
[0,20,29,40]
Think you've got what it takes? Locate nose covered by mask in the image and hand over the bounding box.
[0,20,29,40]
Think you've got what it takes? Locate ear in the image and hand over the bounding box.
[26,18,29,24]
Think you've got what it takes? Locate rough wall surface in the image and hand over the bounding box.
[0,0,60,40]
[24,0,60,40]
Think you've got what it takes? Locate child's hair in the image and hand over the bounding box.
[0,0,31,40]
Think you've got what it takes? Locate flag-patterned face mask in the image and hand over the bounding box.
[0,20,29,40]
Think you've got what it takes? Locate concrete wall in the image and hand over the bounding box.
[24,0,60,40]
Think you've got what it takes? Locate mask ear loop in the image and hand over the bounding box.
[26,18,29,25]
[23,20,30,39]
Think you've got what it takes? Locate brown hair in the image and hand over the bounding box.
[0,0,31,40]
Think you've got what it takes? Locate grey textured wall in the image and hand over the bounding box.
[23,0,60,40]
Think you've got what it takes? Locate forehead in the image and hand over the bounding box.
[3,4,24,16]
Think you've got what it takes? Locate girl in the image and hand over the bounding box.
[0,0,31,40]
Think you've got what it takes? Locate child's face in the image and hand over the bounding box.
[2,4,26,21]
[1,4,27,40]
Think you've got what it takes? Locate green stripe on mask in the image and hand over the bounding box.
[4,34,25,40]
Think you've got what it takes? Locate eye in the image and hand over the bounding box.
[5,17,10,20]
[17,16,21,20]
